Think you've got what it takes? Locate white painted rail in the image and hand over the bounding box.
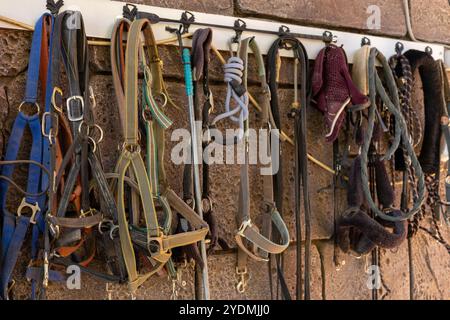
[0,0,448,64]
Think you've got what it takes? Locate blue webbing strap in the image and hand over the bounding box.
[0,14,49,300]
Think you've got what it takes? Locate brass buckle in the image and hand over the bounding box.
[80,208,96,218]
[147,231,171,259]
[123,143,141,154]
[51,87,64,113]
[17,198,40,224]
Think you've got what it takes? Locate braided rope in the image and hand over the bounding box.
[360,48,425,222]
[211,56,249,143]
[389,55,422,148]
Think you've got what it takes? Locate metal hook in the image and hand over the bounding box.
[46,0,64,16]
[232,19,247,43]
[180,11,195,34]
[425,46,433,56]
[122,3,138,21]
[361,37,371,47]
[278,25,290,36]
[323,30,336,44]
[395,41,404,55]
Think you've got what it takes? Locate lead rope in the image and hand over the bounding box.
[360,47,425,222]
[210,41,249,145]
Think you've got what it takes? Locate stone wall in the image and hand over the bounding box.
[0,0,449,300]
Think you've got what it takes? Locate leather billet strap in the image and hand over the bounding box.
[355,46,425,222]
[115,18,208,292]
[235,37,289,265]
[111,18,131,132]
[267,34,311,300]
[0,14,52,300]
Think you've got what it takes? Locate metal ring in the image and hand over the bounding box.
[93,124,104,143]
[78,121,104,144]
[87,136,97,153]
[98,219,113,235]
[154,92,168,109]
[18,101,40,116]
[78,120,89,136]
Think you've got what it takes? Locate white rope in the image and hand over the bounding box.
[211,56,249,144]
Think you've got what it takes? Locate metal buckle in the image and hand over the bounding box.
[41,111,59,145]
[17,198,40,224]
[237,219,252,237]
[147,231,171,259]
[66,95,84,122]
[123,143,141,154]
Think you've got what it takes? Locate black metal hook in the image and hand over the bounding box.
[180,11,195,34]
[425,46,433,56]
[231,19,247,43]
[46,0,64,16]
[122,3,138,21]
[395,42,404,55]
[278,25,290,36]
[322,30,336,44]
[361,37,371,47]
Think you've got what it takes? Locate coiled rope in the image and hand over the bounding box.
[211,56,249,144]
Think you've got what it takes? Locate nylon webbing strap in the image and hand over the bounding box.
[116,18,208,292]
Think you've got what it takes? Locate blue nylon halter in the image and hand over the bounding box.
[0,13,52,300]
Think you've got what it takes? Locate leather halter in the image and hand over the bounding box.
[113,18,208,292]
[267,34,311,300]
[46,11,126,285]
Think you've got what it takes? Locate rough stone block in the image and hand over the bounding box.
[0,29,32,77]
[410,0,450,45]
[236,0,407,37]
[117,0,234,15]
